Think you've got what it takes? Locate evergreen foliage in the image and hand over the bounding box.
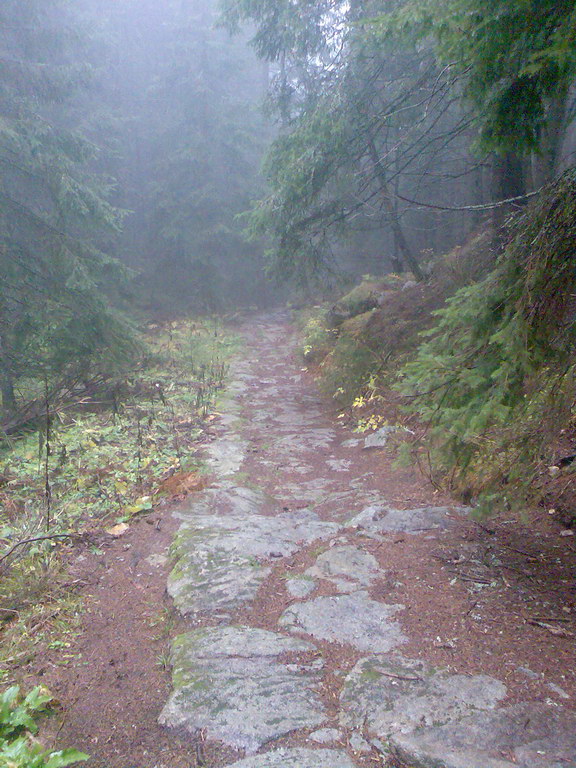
[223,0,472,283]
[85,0,270,312]
[397,171,576,502]
[143,0,269,309]
[0,0,136,417]
[374,0,576,152]
[222,0,576,286]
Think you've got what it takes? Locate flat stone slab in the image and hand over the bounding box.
[286,576,316,599]
[279,592,407,652]
[340,655,506,736]
[326,458,352,472]
[168,553,270,619]
[169,497,339,617]
[226,748,356,768]
[348,504,465,534]
[279,429,336,449]
[363,426,401,448]
[389,702,576,768]
[349,733,372,752]
[175,486,264,521]
[160,627,326,753]
[206,436,248,476]
[308,728,342,744]
[305,545,380,593]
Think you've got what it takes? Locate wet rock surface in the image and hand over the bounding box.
[304,545,380,592]
[279,592,407,653]
[160,627,326,753]
[285,575,316,599]
[225,748,357,768]
[168,490,338,617]
[161,314,576,768]
[348,504,462,534]
[390,703,576,768]
[340,655,507,735]
[308,728,343,744]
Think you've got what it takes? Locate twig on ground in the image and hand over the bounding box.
[374,669,423,682]
[446,568,492,584]
[0,533,75,565]
[527,619,574,637]
[529,616,571,623]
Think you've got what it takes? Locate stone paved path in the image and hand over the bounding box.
[160,314,576,768]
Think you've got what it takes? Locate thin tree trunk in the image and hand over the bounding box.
[0,335,16,417]
[367,138,424,281]
[532,93,568,188]
[491,152,526,249]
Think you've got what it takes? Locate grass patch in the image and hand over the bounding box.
[0,315,239,680]
[0,317,239,538]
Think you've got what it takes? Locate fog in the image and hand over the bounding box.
[1,0,573,328]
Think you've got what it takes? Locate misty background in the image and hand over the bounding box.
[1,0,575,417]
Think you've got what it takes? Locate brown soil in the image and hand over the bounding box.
[17,312,576,768]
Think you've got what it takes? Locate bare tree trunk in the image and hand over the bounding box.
[0,334,16,417]
[532,94,568,188]
[367,138,424,281]
[391,151,404,273]
[491,152,526,249]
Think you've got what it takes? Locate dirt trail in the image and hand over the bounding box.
[46,312,576,768]
[159,312,576,768]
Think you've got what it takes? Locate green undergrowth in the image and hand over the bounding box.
[0,315,239,681]
[0,317,238,537]
[298,275,405,403]
[0,685,87,768]
[299,177,576,515]
[397,172,576,510]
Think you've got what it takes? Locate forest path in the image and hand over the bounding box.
[161,312,576,768]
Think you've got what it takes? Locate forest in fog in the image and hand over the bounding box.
[1,0,575,422]
[1,3,576,767]
[0,0,272,421]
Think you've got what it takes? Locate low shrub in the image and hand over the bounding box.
[397,171,576,508]
[0,685,88,768]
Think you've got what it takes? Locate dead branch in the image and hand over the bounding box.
[0,533,75,565]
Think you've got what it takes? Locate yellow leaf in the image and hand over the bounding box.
[123,496,153,516]
[106,523,129,537]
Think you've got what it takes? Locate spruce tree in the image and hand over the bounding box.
[0,0,134,418]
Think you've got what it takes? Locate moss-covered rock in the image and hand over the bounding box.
[340,309,376,339]
[326,278,385,327]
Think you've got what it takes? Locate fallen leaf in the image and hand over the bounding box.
[157,471,209,496]
[106,523,129,537]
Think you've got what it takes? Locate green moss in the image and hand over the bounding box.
[337,279,382,316]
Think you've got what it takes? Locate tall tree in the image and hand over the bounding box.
[0,0,133,418]
[222,0,481,282]
[375,0,576,171]
[144,0,269,309]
